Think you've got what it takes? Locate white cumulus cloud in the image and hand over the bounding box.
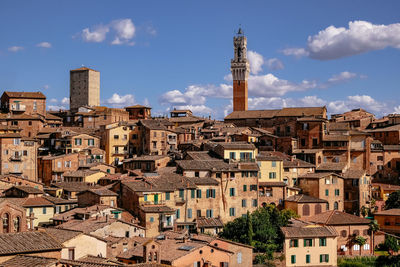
[111,19,136,45]
[61,97,70,105]
[80,18,136,45]
[283,20,400,60]
[8,46,24,52]
[104,93,135,108]
[82,24,109,42]
[37,42,52,48]
[281,47,309,58]
[248,50,265,74]
[248,73,317,97]
[266,58,284,70]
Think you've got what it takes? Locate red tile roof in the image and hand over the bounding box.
[281,225,337,238]
[306,210,371,225]
[3,91,46,99]
[0,231,63,255]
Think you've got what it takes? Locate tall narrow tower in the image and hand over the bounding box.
[231,28,250,112]
[70,67,100,112]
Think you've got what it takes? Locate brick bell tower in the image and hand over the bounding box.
[231,27,250,111]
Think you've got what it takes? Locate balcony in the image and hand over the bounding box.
[9,155,22,161]
[9,170,22,175]
[162,221,174,229]
[10,104,26,112]
[175,198,186,205]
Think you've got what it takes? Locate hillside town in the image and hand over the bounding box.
[1,30,400,267]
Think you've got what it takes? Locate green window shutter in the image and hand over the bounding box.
[320,255,322,263]
[304,239,307,247]
[294,239,298,247]
[291,255,296,264]
[191,189,195,198]
[166,192,170,200]
[326,254,329,262]
[188,209,192,218]
[306,254,310,263]
[212,189,216,198]
[243,185,247,192]
[325,189,329,196]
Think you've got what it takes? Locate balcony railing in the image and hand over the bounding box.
[11,104,26,111]
[9,155,22,161]
[162,221,174,228]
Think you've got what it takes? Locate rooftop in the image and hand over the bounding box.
[0,231,63,255]
[2,91,46,99]
[285,194,328,203]
[306,210,371,225]
[374,209,400,216]
[281,225,337,238]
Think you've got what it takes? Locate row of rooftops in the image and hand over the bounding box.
[224,106,326,120]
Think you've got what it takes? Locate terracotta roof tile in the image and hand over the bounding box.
[196,217,223,228]
[78,188,118,197]
[43,228,82,243]
[9,185,43,194]
[224,109,280,120]
[316,162,347,172]
[0,231,62,255]
[281,225,337,238]
[374,209,400,216]
[285,194,328,203]
[306,210,371,225]
[186,177,219,186]
[277,107,326,117]
[0,255,58,267]
[3,91,46,99]
[22,196,54,207]
[70,66,98,72]
[140,204,175,213]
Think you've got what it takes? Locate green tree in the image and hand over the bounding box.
[384,235,400,255]
[385,190,400,209]
[353,236,367,256]
[369,220,380,255]
[246,211,253,246]
[219,205,297,254]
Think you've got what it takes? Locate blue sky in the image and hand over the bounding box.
[1,0,400,119]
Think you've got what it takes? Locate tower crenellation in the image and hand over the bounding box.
[231,28,250,111]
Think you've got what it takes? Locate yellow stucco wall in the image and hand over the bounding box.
[258,160,283,182]
[223,149,258,160]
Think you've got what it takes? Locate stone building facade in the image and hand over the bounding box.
[0,134,38,181]
[69,67,100,112]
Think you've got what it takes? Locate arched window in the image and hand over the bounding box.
[148,252,153,262]
[302,204,310,216]
[154,252,158,261]
[341,230,347,237]
[2,213,10,233]
[13,216,21,232]
[315,204,322,215]
[353,230,359,236]
[334,202,339,210]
